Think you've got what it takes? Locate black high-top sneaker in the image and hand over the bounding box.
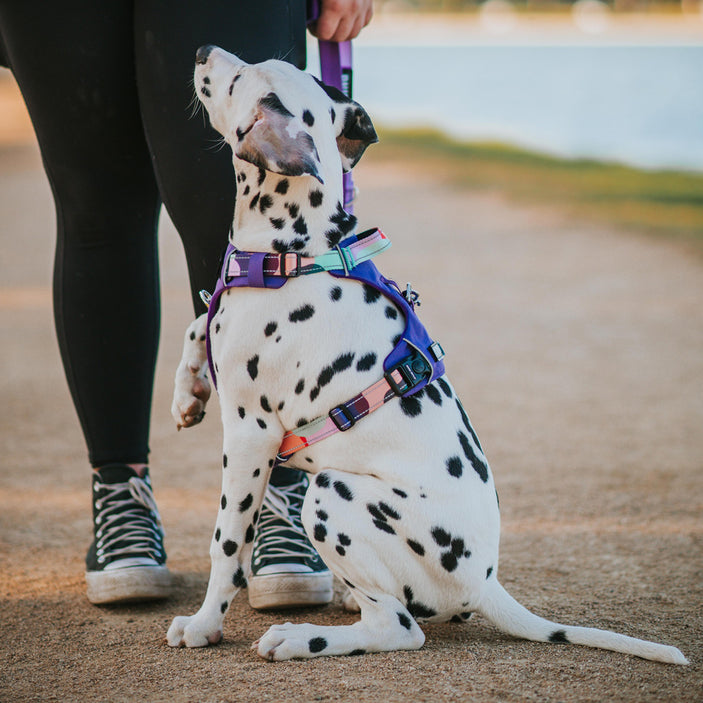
[248,467,333,609]
[85,464,172,604]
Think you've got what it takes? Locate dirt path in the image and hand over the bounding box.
[1,132,702,702]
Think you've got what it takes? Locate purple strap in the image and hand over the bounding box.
[248,253,266,288]
[308,2,355,212]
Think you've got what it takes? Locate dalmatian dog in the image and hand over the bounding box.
[166,45,687,665]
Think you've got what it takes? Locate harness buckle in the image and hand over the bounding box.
[329,403,356,431]
[384,352,430,397]
[281,252,302,277]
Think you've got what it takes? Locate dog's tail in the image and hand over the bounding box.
[477,580,688,665]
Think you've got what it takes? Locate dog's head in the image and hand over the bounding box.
[194,46,377,186]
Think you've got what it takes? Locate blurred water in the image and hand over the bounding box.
[314,45,703,172]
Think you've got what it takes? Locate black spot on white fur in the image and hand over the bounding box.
[446,456,463,478]
[247,355,259,380]
[222,540,238,556]
[425,383,443,406]
[308,637,327,653]
[403,586,437,619]
[239,494,253,512]
[289,304,315,323]
[356,352,376,372]
[437,377,452,398]
[457,398,484,452]
[313,523,327,542]
[259,194,273,214]
[309,190,323,208]
[333,480,353,501]
[309,352,355,401]
[458,430,488,483]
[316,473,330,488]
[232,567,247,588]
[407,539,425,556]
[362,284,381,304]
[400,394,422,418]
[397,612,412,630]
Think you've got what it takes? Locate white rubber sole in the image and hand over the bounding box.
[85,565,172,605]
[248,570,334,610]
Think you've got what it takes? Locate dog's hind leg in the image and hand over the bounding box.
[254,592,425,660]
[172,313,211,429]
[254,468,430,660]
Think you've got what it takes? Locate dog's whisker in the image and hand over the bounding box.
[205,136,227,153]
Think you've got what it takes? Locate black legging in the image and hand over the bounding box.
[0,1,306,467]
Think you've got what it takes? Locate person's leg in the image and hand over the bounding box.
[134,1,332,608]
[0,0,170,602]
[135,0,307,312]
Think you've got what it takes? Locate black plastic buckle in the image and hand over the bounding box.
[384,352,430,396]
[281,252,302,277]
[329,404,356,431]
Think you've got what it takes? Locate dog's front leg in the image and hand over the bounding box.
[172,314,211,429]
[167,425,280,648]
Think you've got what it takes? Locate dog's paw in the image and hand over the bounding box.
[342,589,361,613]
[166,615,223,648]
[172,368,211,430]
[254,622,316,661]
[172,315,211,430]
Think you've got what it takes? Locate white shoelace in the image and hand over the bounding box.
[251,480,318,566]
[94,476,164,564]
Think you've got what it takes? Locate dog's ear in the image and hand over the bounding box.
[315,79,378,171]
[234,92,323,182]
[337,103,378,171]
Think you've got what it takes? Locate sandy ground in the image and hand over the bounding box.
[1,73,702,702]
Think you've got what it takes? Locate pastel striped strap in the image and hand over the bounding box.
[225,228,389,281]
[275,350,436,465]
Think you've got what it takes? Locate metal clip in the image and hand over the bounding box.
[199,289,212,308]
[404,283,421,308]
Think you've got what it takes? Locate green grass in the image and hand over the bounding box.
[370,128,703,255]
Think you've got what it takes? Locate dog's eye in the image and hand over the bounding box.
[229,74,241,96]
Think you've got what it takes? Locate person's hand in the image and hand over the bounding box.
[310,0,373,42]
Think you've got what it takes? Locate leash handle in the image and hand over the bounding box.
[307,0,355,212]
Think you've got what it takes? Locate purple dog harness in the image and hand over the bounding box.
[201,228,445,465]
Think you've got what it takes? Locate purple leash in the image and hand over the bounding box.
[308,0,355,212]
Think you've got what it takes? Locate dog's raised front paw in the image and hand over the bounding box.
[172,315,211,430]
[172,369,211,429]
[166,615,223,648]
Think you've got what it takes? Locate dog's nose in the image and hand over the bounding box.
[195,45,215,65]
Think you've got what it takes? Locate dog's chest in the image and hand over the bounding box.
[209,272,405,428]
